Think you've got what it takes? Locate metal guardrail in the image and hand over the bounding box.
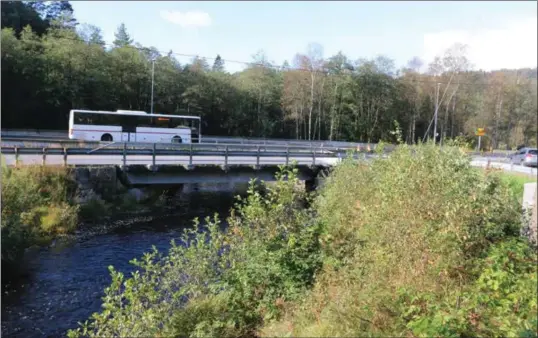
[0,137,379,154]
[1,142,367,168]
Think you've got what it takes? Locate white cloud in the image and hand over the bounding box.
[160,10,212,28]
[422,17,537,70]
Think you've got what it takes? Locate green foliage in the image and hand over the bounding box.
[494,171,537,203]
[1,165,79,266]
[404,239,537,337]
[112,23,132,48]
[212,54,225,72]
[78,198,110,221]
[68,166,323,337]
[388,119,404,144]
[261,143,533,337]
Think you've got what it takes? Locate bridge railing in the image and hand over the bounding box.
[1,142,374,168]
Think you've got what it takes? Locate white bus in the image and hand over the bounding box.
[68,109,201,143]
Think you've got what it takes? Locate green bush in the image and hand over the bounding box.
[261,143,533,337]
[1,165,79,267]
[78,198,110,220]
[403,239,537,337]
[68,167,322,337]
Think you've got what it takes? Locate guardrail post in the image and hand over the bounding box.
[189,143,193,167]
[312,146,316,166]
[286,147,289,166]
[257,145,260,168]
[14,147,19,167]
[42,147,47,166]
[225,145,229,169]
[122,143,127,167]
[152,143,156,170]
[63,147,67,167]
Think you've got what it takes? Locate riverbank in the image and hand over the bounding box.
[0,163,170,277]
[1,187,243,338]
[66,144,537,337]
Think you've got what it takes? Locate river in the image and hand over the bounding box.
[1,183,249,338]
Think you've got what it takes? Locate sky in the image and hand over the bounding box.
[71,1,537,73]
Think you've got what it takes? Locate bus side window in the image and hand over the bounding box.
[138,115,152,128]
[153,117,171,128]
[173,119,187,128]
[93,113,104,125]
[104,114,120,126]
[74,114,85,124]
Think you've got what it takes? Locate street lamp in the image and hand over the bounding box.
[150,57,156,114]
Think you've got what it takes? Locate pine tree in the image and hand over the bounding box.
[212,54,225,72]
[113,23,133,48]
[89,27,105,46]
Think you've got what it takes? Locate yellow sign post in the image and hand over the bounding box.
[475,128,486,151]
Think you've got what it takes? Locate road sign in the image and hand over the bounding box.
[475,128,486,136]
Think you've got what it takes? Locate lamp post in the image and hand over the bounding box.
[150,57,156,114]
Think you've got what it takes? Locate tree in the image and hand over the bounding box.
[1,1,49,36]
[1,5,536,148]
[113,23,133,48]
[212,54,225,72]
[78,24,105,46]
[189,56,210,72]
[41,1,77,30]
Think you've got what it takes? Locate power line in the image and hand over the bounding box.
[12,33,538,88]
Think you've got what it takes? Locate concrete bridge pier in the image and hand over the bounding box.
[304,167,331,193]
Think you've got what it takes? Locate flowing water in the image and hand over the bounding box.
[1,183,249,338]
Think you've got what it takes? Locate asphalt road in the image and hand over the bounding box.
[470,159,537,176]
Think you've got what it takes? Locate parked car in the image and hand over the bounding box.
[511,147,538,167]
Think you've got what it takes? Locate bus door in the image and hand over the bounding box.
[121,115,137,142]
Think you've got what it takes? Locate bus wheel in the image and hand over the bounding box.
[172,136,182,144]
[101,134,113,142]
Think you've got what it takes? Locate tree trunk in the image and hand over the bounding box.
[308,72,314,140]
[329,82,339,141]
[450,95,456,138]
[441,86,459,145]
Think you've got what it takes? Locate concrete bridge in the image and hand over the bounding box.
[0,141,361,189]
[1,136,531,188]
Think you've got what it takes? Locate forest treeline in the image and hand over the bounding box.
[2,1,537,147]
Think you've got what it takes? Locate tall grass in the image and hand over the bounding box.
[67,143,537,337]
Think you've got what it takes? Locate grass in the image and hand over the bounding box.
[483,168,537,202]
[67,143,537,338]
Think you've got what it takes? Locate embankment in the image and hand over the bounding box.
[1,163,169,277]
